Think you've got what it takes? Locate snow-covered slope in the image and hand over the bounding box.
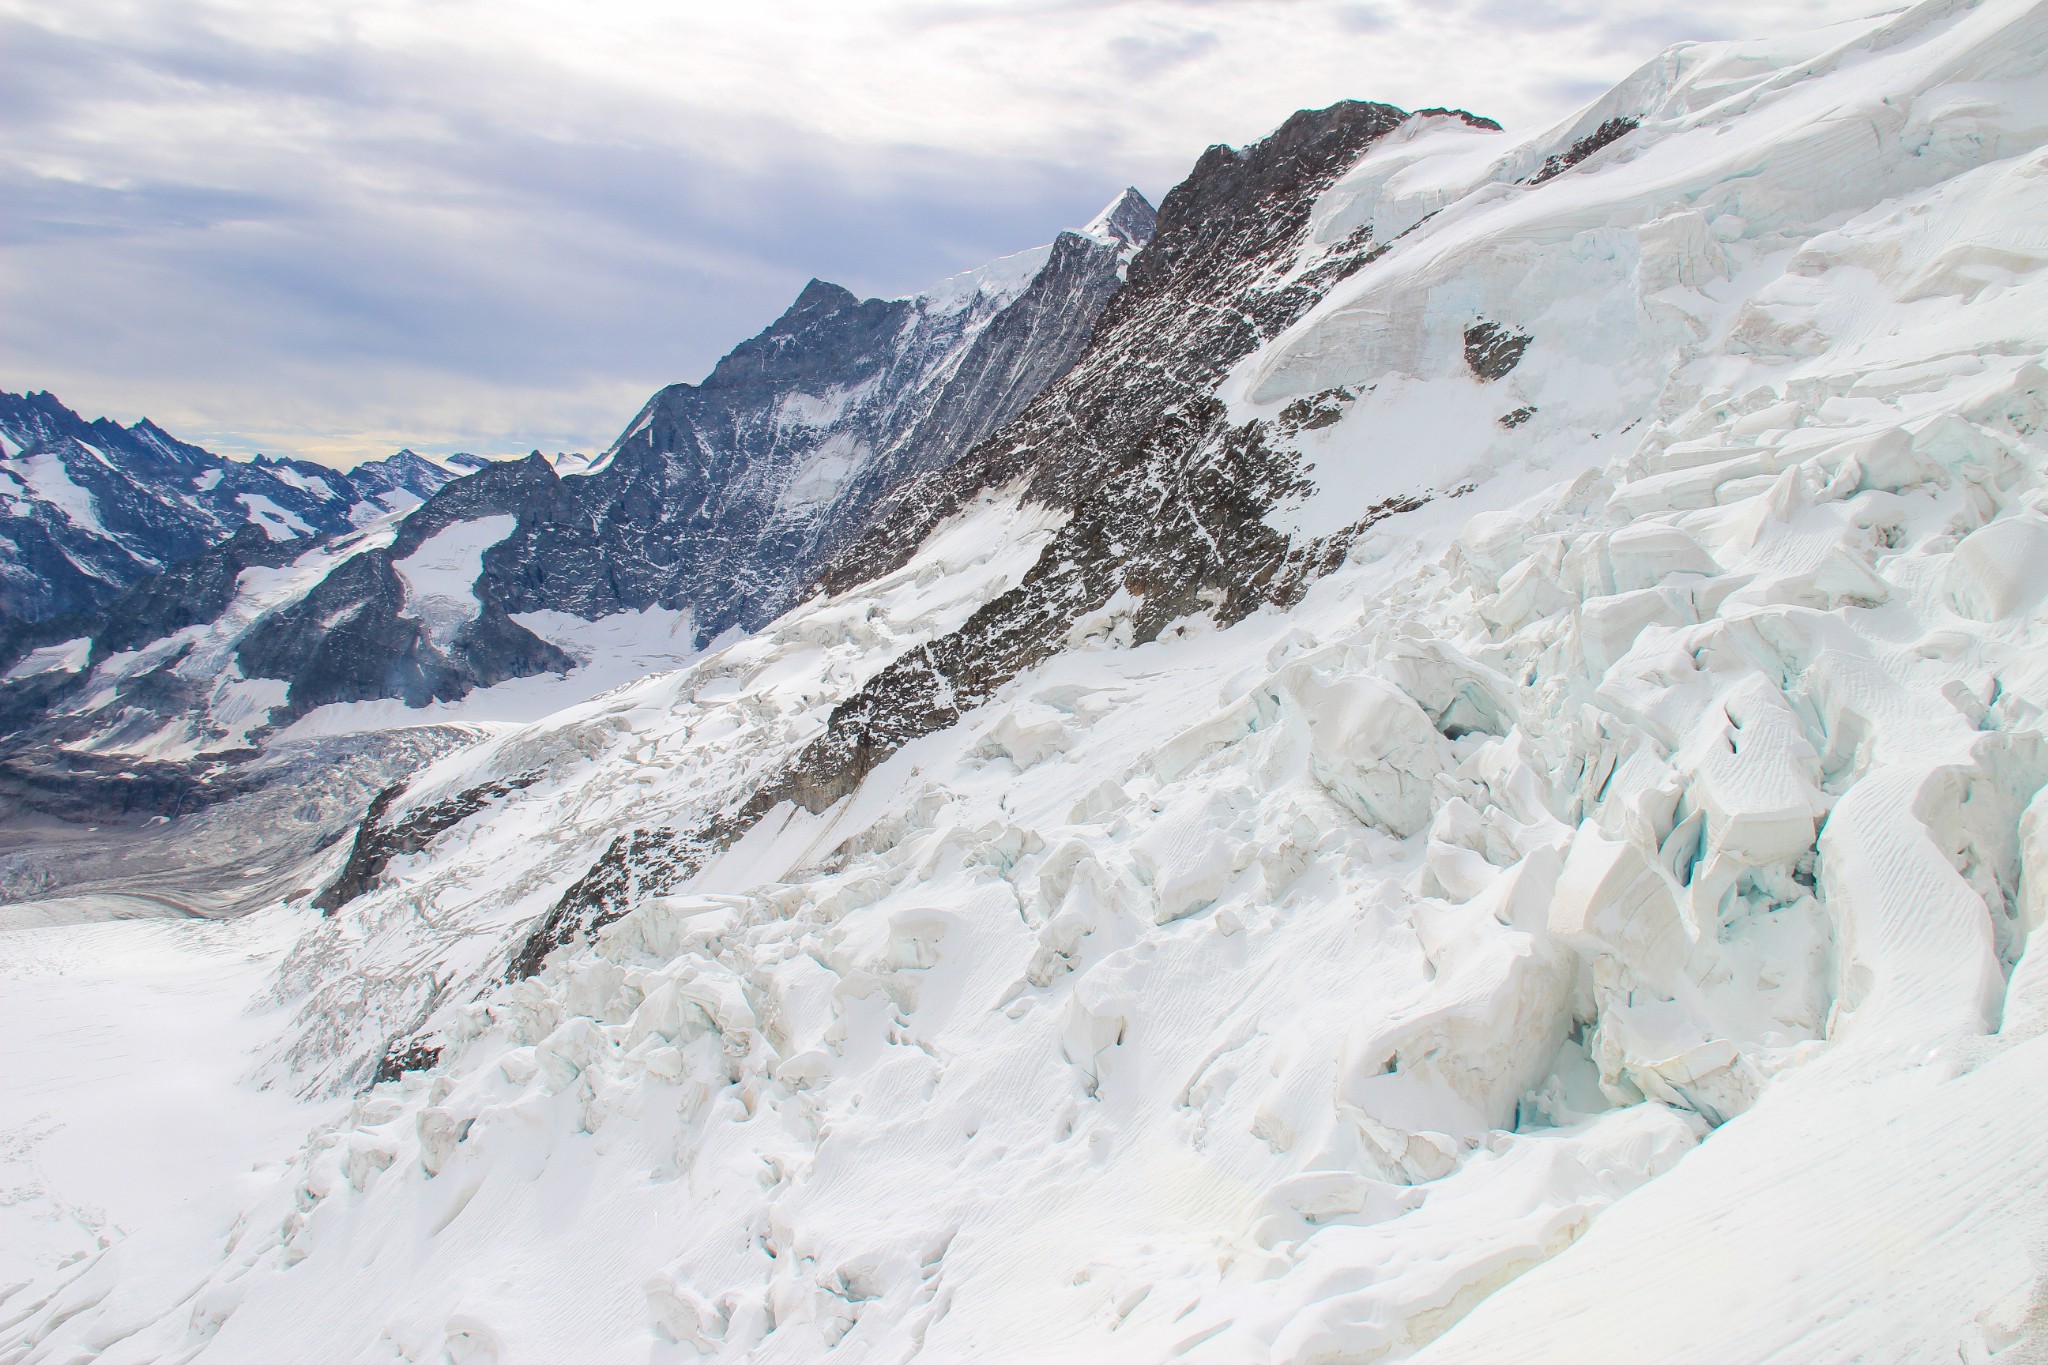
[0,903,350,1290]
[11,2,2048,1361]
[0,392,453,626]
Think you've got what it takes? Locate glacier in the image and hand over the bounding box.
[7,1,2048,1361]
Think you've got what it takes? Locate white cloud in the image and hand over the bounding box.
[0,0,1891,465]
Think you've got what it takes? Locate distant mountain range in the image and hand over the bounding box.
[0,392,455,624]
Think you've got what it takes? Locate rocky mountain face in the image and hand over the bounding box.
[479,186,1155,643]
[784,103,1472,800]
[233,455,579,715]
[516,99,1472,954]
[0,391,452,625]
[0,191,1155,760]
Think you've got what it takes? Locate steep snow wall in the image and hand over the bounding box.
[11,1,2048,1361]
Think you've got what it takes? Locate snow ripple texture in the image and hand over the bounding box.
[11,1,2048,1361]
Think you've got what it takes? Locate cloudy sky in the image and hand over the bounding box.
[2,0,1887,467]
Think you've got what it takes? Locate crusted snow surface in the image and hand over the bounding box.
[13,2,2048,1361]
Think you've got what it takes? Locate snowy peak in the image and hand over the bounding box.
[343,448,461,507]
[0,202,1146,750]
[464,196,1149,646]
[0,389,99,456]
[1079,185,1158,252]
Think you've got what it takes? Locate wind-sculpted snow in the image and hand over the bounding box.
[12,1,2048,1361]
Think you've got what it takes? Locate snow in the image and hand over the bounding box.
[1418,1028,2048,1363]
[549,451,596,475]
[236,492,314,541]
[208,672,294,751]
[194,467,224,491]
[3,637,90,681]
[264,464,339,502]
[777,430,870,511]
[1235,0,2048,544]
[13,451,106,536]
[0,904,344,1293]
[915,243,1053,316]
[1079,186,1154,249]
[15,2,2048,1360]
[911,184,1154,317]
[391,515,517,651]
[349,488,423,525]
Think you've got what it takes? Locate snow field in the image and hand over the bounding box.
[391,516,517,652]
[0,906,344,1304]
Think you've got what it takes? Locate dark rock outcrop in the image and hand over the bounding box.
[1464,321,1532,380]
[372,1038,443,1084]
[315,770,543,913]
[1529,117,1639,185]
